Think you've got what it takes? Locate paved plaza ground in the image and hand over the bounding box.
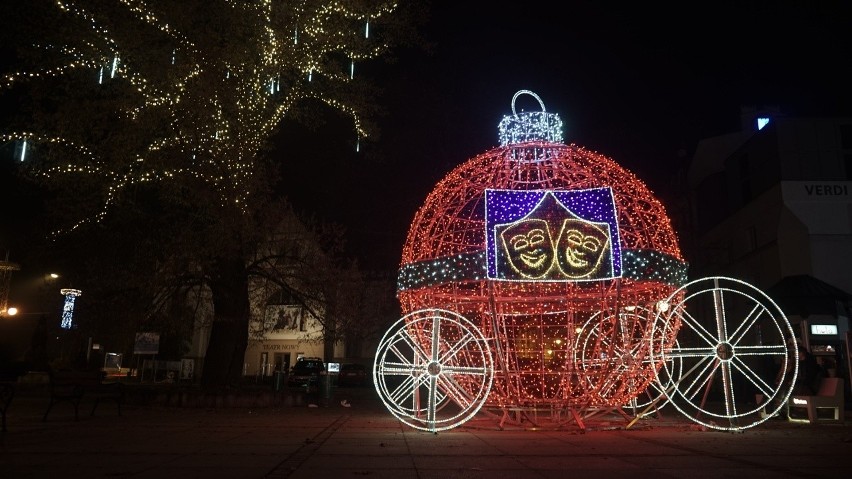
[1,383,851,478]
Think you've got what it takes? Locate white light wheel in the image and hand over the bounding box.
[373,309,494,432]
[628,352,681,418]
[574,307,680,412]
[651,277,798,431]
[626,308,682,417]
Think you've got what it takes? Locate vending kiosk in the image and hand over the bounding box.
[801,317,848,380]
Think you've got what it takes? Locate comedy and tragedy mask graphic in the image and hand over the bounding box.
[554,219,611,279]
[494,192,616,281]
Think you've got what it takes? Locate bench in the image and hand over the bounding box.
[789,377,845,424]
[43,369,125,421]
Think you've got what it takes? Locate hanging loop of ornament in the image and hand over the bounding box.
[498,90,564,146]
[511,89,546,116]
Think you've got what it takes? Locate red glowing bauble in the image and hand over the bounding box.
[396,93,686,411]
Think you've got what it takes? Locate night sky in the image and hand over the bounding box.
[2,2,851,275]
[279,1,852,272]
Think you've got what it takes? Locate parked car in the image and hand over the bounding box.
[337,363,368,387]
[287,357,325,387]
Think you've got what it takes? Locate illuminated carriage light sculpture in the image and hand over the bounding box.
[374,90,798,432]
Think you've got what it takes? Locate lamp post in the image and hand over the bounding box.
[0,255,21,317]
[1,270,64,370]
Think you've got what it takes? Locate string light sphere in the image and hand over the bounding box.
[397,91,688,414]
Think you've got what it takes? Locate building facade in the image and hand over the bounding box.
[182,210,344,382]
[686,109,852,386]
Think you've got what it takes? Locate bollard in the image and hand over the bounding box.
[320,372,333,407]
[273,371,285,391]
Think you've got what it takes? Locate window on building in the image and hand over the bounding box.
[738,154,752,202]
[744,226,757,253]
[738,154,749,175]
[741,182,752,202]
[840,124,852,149]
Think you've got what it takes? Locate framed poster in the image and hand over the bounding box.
[133,332,160,355]
[265,305,305,338]
[180,358,195,380]
[104,353,122,370]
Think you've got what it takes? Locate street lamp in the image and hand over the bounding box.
[0,256,21,316]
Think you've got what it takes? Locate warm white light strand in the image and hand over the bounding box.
[3,0,398,233]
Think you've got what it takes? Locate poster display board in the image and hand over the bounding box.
[133,332,160,355]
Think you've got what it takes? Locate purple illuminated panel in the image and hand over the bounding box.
[485,188,622,281]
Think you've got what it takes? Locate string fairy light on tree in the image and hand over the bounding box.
[1,0,401,233]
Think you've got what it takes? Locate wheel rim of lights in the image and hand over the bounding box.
[650,276,797,431]
[573,306,682,415]
[373,309,493,432]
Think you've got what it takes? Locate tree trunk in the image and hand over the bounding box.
[201,257,250,389]
[323,312,337,363]
[323,332,336,364]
